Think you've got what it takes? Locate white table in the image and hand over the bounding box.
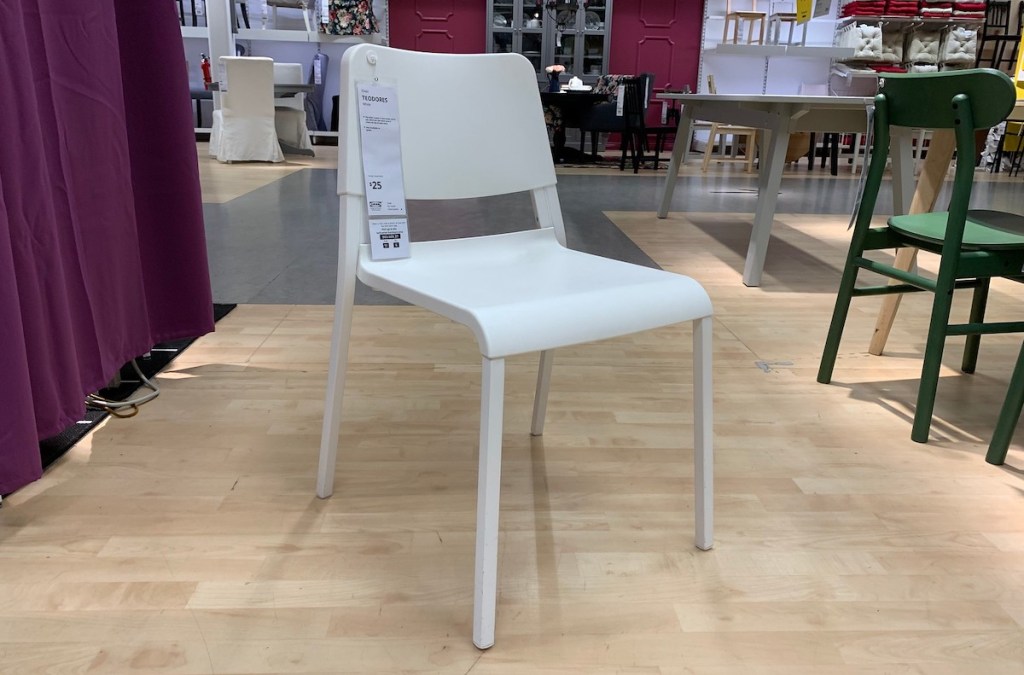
[656,93,917,287]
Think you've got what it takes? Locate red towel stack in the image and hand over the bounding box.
[885,1,921,16]
[841,1,888,17]
[952,2,987,19]
[871,64,909,72]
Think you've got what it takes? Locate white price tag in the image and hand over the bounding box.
[616,84,624,116]
[357,81,410,261]
[357,82,407,218]
[369,218,410,260]
[320,0,330,23]
[314,56,323,85]
[218,63,228,92]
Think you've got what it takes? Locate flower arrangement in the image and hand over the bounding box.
[544,65,566,74]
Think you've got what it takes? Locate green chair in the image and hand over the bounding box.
[817,68,1024,446]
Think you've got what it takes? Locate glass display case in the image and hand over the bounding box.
[487,1,612,84]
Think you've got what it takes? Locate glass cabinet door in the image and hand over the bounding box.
[487,0,612,83]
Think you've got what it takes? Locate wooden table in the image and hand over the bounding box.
[656,92,918,287]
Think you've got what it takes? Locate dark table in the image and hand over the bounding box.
[539,91,608,163]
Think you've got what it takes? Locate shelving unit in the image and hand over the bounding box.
[486,1,613,84]
[181,0,388,135]
[699,1,852,95]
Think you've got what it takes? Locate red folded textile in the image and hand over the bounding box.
[871,64,908,72]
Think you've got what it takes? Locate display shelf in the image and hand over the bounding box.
[786,45,855,58]
[713,44,788,56]
[236,28,383,44]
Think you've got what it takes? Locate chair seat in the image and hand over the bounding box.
[729,11,766,18]
[889,209,1024,250]
[358,228,712,359]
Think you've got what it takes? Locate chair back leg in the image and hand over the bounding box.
[530,350,554,436]
[988,341,1024,465]
[473,357,506,650]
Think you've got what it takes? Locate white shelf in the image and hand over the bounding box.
[181,26,209,39]
[236,28,383,44]
[713,43,788,56]
[786,45,855,58]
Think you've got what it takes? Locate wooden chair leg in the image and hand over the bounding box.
[987,340,1024,465]
[702,124,718,172]
[473,357,505,650]
[745,131,756,172]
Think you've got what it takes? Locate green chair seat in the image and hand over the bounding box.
[889,209,1024,250]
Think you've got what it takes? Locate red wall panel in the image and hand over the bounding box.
[610,0,705,97]
[388,0,487,53]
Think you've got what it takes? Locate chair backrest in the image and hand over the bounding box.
[220,56,275,119]
[619,77,647,131]
[985,0,1012,33]
[857,69,1015,240]
[273,62,304,85]
[337,44,556,202]
[875,68,1014,130]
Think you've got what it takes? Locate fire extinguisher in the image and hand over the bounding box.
[200,53,212,90]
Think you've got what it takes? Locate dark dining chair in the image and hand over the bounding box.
[578,74,650,172]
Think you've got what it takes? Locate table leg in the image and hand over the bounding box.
[890,127,915,215]
[742,115,791,287]
[868,129,956,355]
[657,110,694,218]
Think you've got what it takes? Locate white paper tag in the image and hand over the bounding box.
[369,218,410,260]
[314,56,323,85]
[357,82,407,217]
[218,63,228,92]
[616,84,624,116]
[320,0,330,23]
[357,81,410,260]
[660,100,667,125]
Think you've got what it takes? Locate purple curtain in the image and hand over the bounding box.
[0,0,213,495]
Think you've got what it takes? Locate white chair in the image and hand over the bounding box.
[272,62,314,154]
[317,44,715,650]
[209,56,284,163]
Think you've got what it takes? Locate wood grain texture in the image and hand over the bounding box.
[0,209,1022,672]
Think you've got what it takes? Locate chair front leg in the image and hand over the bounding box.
[474,357,506,649]
[531,350,554,436]
[693,315,714,550]
[912,280,957,443]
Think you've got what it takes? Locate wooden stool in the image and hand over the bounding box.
[702,75,758,172]
[768,12,808,46]
[723,0,767,45]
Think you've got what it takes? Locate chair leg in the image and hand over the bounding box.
[317,198,361,499]
[473,357,505,650]
[745,132,756,173]
[962,278,990,374]
[531,350,554,436]
[911,278,957,443]
[702,124,718,172]
[987,340,1024,465]
[817,254,863,384]
[693,315,714,550]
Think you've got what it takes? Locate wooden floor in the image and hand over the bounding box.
[3,198,1024,669]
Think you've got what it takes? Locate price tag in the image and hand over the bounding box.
[357,81,410,260]
[314,56,323,85]
[320,0,330,23]
[369,218,409,260]
[218,63,228,92]
[616,84,624,116]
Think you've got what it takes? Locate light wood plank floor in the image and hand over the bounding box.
[1,210,1023,673]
